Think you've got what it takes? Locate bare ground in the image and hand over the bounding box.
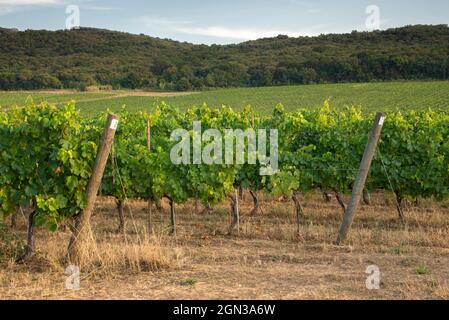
[1,191,448,300]
[3,90,196,97]
[71,90,198,103]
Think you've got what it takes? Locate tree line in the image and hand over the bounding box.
[0,25,449,91]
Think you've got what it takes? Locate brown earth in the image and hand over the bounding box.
[1,191,448,300]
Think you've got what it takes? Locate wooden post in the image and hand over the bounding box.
[147,119,153,234]
[147,119,151,151]
[337,113,386,244]
[67,114,119,263]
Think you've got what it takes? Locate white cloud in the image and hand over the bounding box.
[0,0,63,5]
[0,0,66,15]
[175,26,316,41]
[139,16,322,43]
[0,0,116,17]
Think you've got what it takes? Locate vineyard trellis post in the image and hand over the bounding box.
[147,118,151,151]
[67,114,119,263]
[147,118,153,234]
[337,112,386,245]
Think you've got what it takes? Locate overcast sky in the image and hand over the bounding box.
[1,0,449,44]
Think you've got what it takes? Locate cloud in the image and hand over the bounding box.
[0,0,64,5]
[0,0,58,15]
[0,0,114,15]
[138,14,330,44]
[0,0,66,15]
[139,16,317,41]
[174,26,317,41]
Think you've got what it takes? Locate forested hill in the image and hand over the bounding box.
[1,24,449,91]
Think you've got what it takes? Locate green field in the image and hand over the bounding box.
[0,91,115,107]
[1,81,449,116]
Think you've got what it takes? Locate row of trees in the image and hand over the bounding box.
[1,25,449,90]
[1,102,448,262]
[1,56,447,91]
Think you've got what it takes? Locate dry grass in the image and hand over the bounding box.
[0,191,448,300]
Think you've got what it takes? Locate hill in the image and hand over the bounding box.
[0,25,448,91]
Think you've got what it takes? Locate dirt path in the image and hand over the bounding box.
[71,91,198,104]
[1,90,198,107]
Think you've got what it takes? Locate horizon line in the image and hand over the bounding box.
[1,23,448,46]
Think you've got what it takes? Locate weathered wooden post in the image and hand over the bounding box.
[147,118,153,234]
[337,113,386,245]
[67,114,119,263]
[147,118,151,151]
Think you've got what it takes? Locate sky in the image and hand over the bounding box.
[0,0,448,44]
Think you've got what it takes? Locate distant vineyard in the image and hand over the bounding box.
[1,82,449,117]
[1,101,448,260]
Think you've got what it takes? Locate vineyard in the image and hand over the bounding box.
[1,100,448,268]
[1,81,449,117]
